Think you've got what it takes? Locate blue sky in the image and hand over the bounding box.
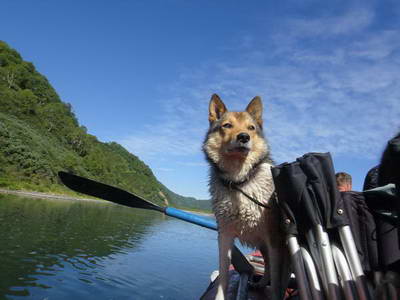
[1,1,400,199]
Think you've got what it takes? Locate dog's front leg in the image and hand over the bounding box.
[216,232,234,300]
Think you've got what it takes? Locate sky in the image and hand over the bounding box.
[1,0,400,199]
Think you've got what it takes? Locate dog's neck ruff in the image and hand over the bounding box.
[221,179,272,209]
[213,155,273,209]
[211,153,272,185]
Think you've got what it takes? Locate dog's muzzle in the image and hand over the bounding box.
[225,133,251,153]
[237,132,250,144]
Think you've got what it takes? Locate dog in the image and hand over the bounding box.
[203,94,289,300]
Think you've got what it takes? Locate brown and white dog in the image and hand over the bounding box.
[203,94,289,300]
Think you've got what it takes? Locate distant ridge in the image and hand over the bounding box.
[0,41,211,212]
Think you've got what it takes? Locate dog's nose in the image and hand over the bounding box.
[237,133,250,143]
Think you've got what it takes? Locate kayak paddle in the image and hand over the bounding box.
[58,171,254,274]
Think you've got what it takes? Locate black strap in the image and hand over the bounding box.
[234,185,271,209]
[223,180,271,209]
[209,155,273,185]
[214,157,274,209]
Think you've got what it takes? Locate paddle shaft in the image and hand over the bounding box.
[165,207,217,230]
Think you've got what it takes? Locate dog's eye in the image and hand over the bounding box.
[248,125,256,130]
[222,123,232,129]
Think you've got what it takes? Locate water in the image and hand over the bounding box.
[0,194,225,300]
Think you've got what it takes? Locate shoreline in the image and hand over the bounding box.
[0,188,214,216]
[0,188,103,203]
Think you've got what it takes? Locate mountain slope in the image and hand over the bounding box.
[0,41,211,211]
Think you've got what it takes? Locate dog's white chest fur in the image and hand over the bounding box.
[210,162,275,247]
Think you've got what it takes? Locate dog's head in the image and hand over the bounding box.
[203,94,269,177]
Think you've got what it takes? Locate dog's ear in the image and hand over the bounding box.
[209,94,227,123]
[246,96,263,127]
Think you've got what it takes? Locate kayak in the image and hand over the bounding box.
[200,251,298,300]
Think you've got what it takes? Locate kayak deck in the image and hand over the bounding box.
[200,251,298,300]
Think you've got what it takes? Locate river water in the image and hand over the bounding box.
[0,194,229,300]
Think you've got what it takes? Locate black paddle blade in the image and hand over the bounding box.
[58,171,164,212]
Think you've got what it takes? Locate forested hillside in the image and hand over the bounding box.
[0,41,211,211]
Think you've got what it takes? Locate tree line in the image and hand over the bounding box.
[0,41,211,212]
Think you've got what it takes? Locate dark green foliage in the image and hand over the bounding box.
[0,41,211,212]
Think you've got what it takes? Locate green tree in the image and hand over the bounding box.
[0,40,211,211]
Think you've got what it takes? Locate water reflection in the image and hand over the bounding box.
[0,194,163,299]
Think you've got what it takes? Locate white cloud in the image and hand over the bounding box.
[287,7,374,37]
[120,4,400,167]
[177,161,208,167]
[156,167,175,172]
[349,30,400,60]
